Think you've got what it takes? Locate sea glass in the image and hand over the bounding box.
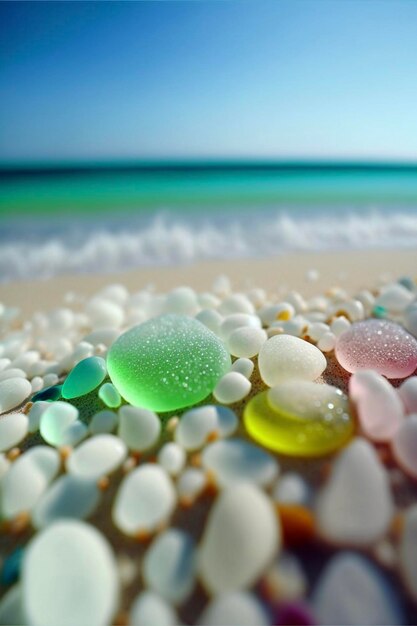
[62,357,107,399]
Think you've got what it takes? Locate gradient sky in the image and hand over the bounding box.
[1,0,417,163]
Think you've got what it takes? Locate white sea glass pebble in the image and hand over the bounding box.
[89,409,118,435]
[0,453,10,478]
[0,368,26,382]
[199,483,279,594]
[213,372,251,404]
[143,528,196,604]
[40,401,86,447]
[226,327,267,358]
[202,438,278,488]
[316,439,393,546]
[177,468,206,504]
[0,411,28,452]
[0,378,32,414]
[32,474,101,529]
[22,520,119,626]
[399,505,417,601]
[157,443,186,476]
[66,434,127,480]
[197,592,270,626]
[175,404,237,451]
[392,414,417,479]
[231,357,254,379]
[220,313,261,340]
[398,376,417,414]
[1,445,60,518]
[118,405,161,452]
[273,473,310,505]
[258,334,326,387]
[113,464,176,536]
[130,591,177,626]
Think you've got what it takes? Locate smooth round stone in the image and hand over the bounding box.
[258,335,326,387]
[62,356,107,399]
[157,443,186,476]
[89,409,118,435]
[0,367,26,382]
[202,438,278,488]
[273,473,310,505]
[1,446,60,518]
[399,505,417,601]
[113,464,176,536]
[335,319,417,378]
[0,377,31,414]
[143,529,196,604]
[398,376,417,414]
[85,297,124,329]
[313,552,403,625]
[244,383,353,457]
[130,591,177,626]
[98,382,121,408]
[177,468,206,504]
[197,592,270,626]
[164,286,198,315]
[0,411,28,452]
[22,520,119,626]
[392,414,417,479]
[32,475,101,529]
[213,371,251,404]
[349,370,403,441]
[175,405,238,451]
[316,439,393,546]
[0,453,10,479]
[220,313,262,340]
[66,434,127,480]
[40,401,87,447]
[84,328,120,347]
[231,357,254,379]
[118,405,161,452]
[199,483,279,594]
[227,326,267,358]
[107,314,231,412]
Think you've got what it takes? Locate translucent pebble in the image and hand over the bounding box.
[0,367,26,382]
[107,314,231,412]
[220,313,261,340]
[113,464,176,536]
[399,505,417,601]
[231,357,254,379]
[31,376,44,393]
[1,446,60,518]
[330,316,351,337]
[157,443,186,476]
[212,274,231,297]
[398,376,417,413]
[143,529,196,604]
[375,283,414,314]
[89,409,118,435]
[227,326,267,358]
[32,383,62,403]
[22,520,119,626]
[247,287,267,308]
[0,357,11,372]
[40,401,86,447]
[177,468,206,504]
[317,332,336,353]
[0,411,28,452]
[218,294,255,315]
[307,322,329,342]
[11,350,39,373]
[316,439,393,545]
[175,405,218,450]
[213,372,251,404]
[118,405,161,452]
[215,405,239,437]
[202,438,278,488]
[195,308,223,335]
[349,370,403,441]
[130,591,177,626]
[197,592,270,626]
[259,303,295,326]
[335,319,417,378]
[264,553,307,602]
[199,483,279,594]
[198,292,221,309]
[278,316,307,337]
[273,473,310,505]
[245,383,353,457]
[67,434,127,480]
[164,286,198,316]
[84,328,120,347]
[98,283,129,306]
[32,475,101,529]
[98,382,121,408]
[258,335,326,387]
[62,356,107,399]
[0,452,10,478]
[330,299,365,322]
[0,584,26,626]
[392,414,417,479]
[404,303,417,337]
[0,378,32,414]
[85,296,124,329]
[313,552,403,625]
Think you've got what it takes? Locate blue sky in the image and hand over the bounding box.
[1,1,417,163]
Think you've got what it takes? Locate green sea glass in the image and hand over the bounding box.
[98,382,121,408]
[107,314,231,412]
[62,356,107,399]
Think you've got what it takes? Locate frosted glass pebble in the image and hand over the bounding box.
[258,335,326,387]
[199,483,279,594]
[392,414,417,479]
[399,505,417,601]
[22,520,119,626]
[32,475,101,529]
[330,299,365,322]
[40,401,86,447]
[0,378,31,414]
[143,529,196,604]
[259,303,296,326]
[286,292,307,314]
[0,411,28,452]
[62,356,107,399]
[0,367,26,382]
[218,294,255,315]
[11,350,39,372]
[195,309,223,335]
[157,443,186,476]
[98,382,121,408]
[349,370,404,441]
[307,322,329,342]
[1,446,60,518]
[177,468,206,503]
[67,434,127,479]
[113,464,176,535]
[398,376,417,413]
[84,328,120,347]
[215,405,238,437]
[313,552,403,625]
[227,326,267,358]
[130,591,177,626]
[212,274,231,296]
[330,316,351,337]
[197,592,270,626]
[265,553,307,601]
[278,316,307,337]
[0,584,26,626]
[213,372,251,404]
[316,439,393,546]
[175,405,217,450]
[404,303,417,337]
[30,376,43,393]
[317,332,336,353]
[108,314,230,412]
[335,319,417,378]
[89,409,118,435]
[247,287,267,307]
[86,297,124,329]
[202,438,278,488]
[375,284,414,314]
[220,313,261,340]
[231,357,254,379]
[164,286,198,315]
[118,405,161,452]
[273,473,310,505]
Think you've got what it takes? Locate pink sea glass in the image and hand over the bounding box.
[335,319,417,379]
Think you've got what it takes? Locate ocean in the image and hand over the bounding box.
[1,162,417,282]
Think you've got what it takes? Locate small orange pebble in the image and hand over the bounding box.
[276,504,315,548]
[166,416,179,434]
[179,496,194,508]
[10,511,30,535]
[97,476,110,491]
[389,511,405,542]
[135,529,152,543]
[59,446,72,461]
[7,448,21,462]
[23,401,33,415]
[206,430,219,443]
[190,453,202,467]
